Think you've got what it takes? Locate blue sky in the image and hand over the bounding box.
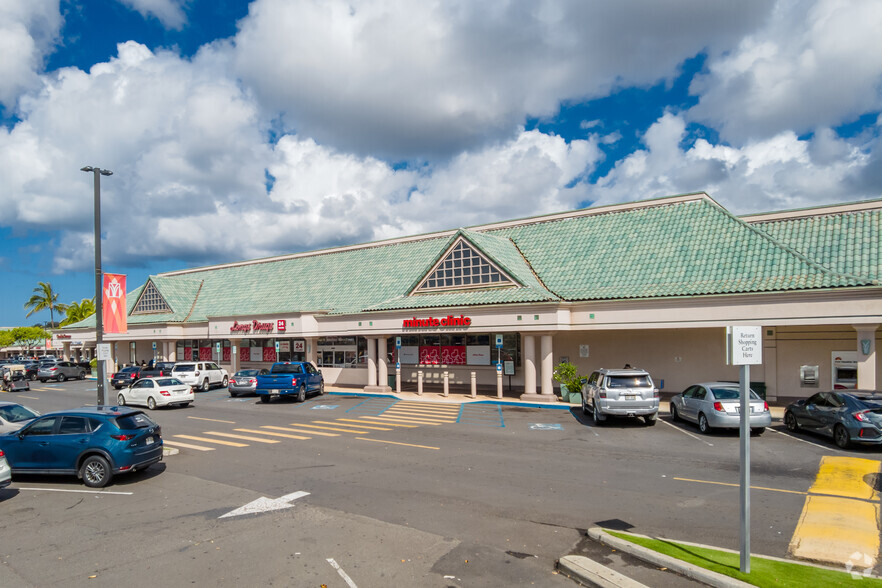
[1,0,881,327]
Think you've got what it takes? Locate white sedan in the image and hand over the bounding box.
[118,377,194,410]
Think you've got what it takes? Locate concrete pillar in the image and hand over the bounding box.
[540,334,554,396]
[443,371,449,397]
[367,337,377,387]
[524,335,537,395]
[856,325,879,390]
[378,337,389,388]
[470,372,476,398]
[62,342,71,361]
[305,337,318,365]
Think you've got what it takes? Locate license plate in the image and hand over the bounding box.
[270,389,280,395]
[145,437,154,445]
[623,395,636,400]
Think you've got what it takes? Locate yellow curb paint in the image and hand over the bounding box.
[809,456,880,500]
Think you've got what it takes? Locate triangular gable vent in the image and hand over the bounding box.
[414,237,516,293]
[132,281,172,314]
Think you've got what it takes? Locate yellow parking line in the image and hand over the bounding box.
[262,425,333,437]
[173,434,247,447]
[236,428,311,440]
[364,415,443,425]
[385,410,458,421]
[336,418,417,428]
[674,477,807,496]
[809,456,880,500]
[311,420,393,431]
[163,440,215,451]
[290,423,370,434]
[187,416,236,424]
[355,437,439,450]
[204,431,279,444]
[394,405,460,414]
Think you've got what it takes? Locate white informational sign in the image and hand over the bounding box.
[250,347,263,362]
[279,341,291,353]
[729,326,762,365]
[292,340,304,352]
[396,337,401,349]
[97,343,112,361]
[152,342,157,350]
[579,344,589,358]
[495,334,503,348]
[504,360,515,376]
[399,346,419,364]
[466,345,491,365]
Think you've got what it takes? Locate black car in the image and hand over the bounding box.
[0,406,162,488]
[111,366,143,389]
[784,390,882,449]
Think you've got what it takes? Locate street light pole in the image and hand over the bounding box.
[81,166,112,406]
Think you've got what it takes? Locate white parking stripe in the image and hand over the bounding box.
[163,440,215,451]
[659,418,714,446]
[768,427,844,453]
[17,487,133,495]
[326,558,358,588]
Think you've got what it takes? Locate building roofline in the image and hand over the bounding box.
[740,197,882,223]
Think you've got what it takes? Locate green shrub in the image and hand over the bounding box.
[552,362,584,395]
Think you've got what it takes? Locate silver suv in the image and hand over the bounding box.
[581,368,659,426]
[171,362,229,392]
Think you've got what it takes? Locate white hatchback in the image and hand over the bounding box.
[118,377,194,409]
[171,362,229,392]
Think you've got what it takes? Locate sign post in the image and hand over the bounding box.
[727,325,762,574]
[495,334,504,398]
[395,337,402,393]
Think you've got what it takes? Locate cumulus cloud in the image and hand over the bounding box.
[231,0,770,158]
[0,0,63,109]
[689,0,882,142]
[590,111,876,213]
[117,0,188,30]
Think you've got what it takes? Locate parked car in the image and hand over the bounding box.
[22,362,39,381]
[117,377,194,409]
[581,367,659,425]
[37,361,86,382]
[172,362,229,392]
[255,362,324,403]
[0,402,40,434]
[0,448,10,489]
[111,366,143,389]
[0,406,163,488]
[139,361,176,379]
[670,382,771,435]
[784,391,882,449]
[228,369,269,397]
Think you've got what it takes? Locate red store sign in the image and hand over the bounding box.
[403,315,472,328]
[230,319,276,334]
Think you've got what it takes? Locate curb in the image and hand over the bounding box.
[162,447,179,457]
[587,527,753,588]
[557,555,649,588]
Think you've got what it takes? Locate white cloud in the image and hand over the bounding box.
[117,0,188,30]
[689,0,882,142]
[231,0,770,158]
[0,0,62,108]
[591,112,875,213]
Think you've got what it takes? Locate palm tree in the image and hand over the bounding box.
[60,298,96,326]
[24,282,68,328]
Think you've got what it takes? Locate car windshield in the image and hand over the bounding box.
[119,367,139,373]
[710,387,762,400]
[606,375,651,388]
[173,364,195,372]
[115,412,156,430]
[235,370,259,376]
[270,364,303,374]
[0,404,39,423]
[155,378,183,386]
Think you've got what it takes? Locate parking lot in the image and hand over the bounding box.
[2,379,880,586]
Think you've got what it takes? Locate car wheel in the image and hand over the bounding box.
[592,402,606,424]
[297,385,306,403]
[784,411,800,432]
[834,424,850,449]
[80,455,112,488]
[147,396,156,410]
[57,374,65,382]
[117,394,126,406]
[229,391,237,398]
[581,395,589,415]
[259,395,270,404]
[644,413,657,426]
[29,373,36,381]
[670,404,680,421]
[200,379,209,392]
[698,413,712,434]
[79,371,86,380]
[222,376,229,387]
[318,381,325,396]
[751,427,765,436]
[39,379,46,383]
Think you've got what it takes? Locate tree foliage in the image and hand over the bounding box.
[9,326,52,351]
[61,298,96,326]
[24,281,68,327]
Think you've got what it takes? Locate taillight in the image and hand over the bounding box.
[0,449,4,457]
[49,367,57,371]
[130,373,137,378]
[763,401,769,412]
[855,411,870,422]
[713,402,725,412]
[249,379,256,384]
[195,371,200,376]
[599,392,607,398]
[110,434,135,441]
[291,378,299,386]
[653,388,660,398]
[160,391,170,396]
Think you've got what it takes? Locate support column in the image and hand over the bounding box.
[856,325,879,390]
[367,338,377,386]
[378,337,389,388]
[305,337,318,365]
[519,333,557,403]
[62,342,71,361]
[363,337,391,393]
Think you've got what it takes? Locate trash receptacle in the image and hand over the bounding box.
[388,374,396,388]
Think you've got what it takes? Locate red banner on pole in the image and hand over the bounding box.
[103,274,127,334]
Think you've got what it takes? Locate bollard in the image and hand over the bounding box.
[443,371,449,397]
[470,371,476,398]
[497,369,503,399]
[396,366,401,394]
[417,371,423,395]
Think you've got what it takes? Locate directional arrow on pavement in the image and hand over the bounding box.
[219,491,310,519]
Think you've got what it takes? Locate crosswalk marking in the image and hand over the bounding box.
[290,423,371,434]
[173,434,248,447]
[336,418,417,428]
[311,420,393,431]
[163,440,215,451]
[364,415,443,425]
[384,409,458,420]
[394,404,459,414]
[204,431,280,444]
[263,425,337,437]
[237,428,311,440]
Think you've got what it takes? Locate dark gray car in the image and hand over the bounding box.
[784,390,882,449]
[37,361,86,382]
[228,369,269,397]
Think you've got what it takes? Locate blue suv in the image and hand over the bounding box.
[0,406,163,488]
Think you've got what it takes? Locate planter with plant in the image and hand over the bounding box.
[552,362,584,403]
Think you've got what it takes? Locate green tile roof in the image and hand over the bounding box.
[62,194,878,329]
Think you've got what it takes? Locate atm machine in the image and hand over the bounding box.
[831,351,858,389]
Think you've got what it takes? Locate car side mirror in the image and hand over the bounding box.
[580,378,587,384]
[796,399,806,406]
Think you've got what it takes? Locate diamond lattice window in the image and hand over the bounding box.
[132,282,171,314]
[415,239,514,292]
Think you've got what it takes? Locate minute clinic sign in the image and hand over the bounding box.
[402,315,472,328]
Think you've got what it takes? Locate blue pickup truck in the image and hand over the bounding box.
[255,362,324,403]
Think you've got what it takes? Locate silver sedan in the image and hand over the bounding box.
[669,382,771,434]
[0,401,41,435]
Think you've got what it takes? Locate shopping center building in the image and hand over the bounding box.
[57,192,881,403]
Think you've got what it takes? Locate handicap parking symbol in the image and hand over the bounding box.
[529,423,563,430]
[311,405,339,410]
